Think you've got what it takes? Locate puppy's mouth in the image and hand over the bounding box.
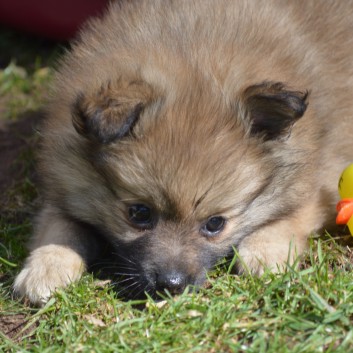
[96,258,205,300]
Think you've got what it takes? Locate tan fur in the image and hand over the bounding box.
[14,0,353,305]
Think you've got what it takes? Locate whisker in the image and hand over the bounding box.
[130,285,144,300]
[116,277,139,285]
[123,279,144,298]
[88,247,148,300]
[92,265,138,273]
[114,272,140,277]
[114,265,139,271]
[122,280,141,291]
[115,282,139,297]
[111,252,137,265]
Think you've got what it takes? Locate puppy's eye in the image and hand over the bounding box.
[128,204,154,229]
[200,216,226,237]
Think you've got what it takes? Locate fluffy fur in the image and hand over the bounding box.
[14,0,353,305]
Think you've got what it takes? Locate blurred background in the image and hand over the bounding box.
[0,0,108,40]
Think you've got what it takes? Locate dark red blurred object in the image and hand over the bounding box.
[0,0,109,40]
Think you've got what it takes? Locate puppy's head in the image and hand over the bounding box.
[66,77,309,298]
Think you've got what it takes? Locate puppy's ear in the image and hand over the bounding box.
[242,81,309,141]
[72,80,154,143]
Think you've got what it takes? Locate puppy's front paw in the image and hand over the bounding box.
[14,244,85,306]
[236,243,287,275]
[236,226,307,275]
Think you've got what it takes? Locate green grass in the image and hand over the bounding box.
[1,28,353,353]
[2,239,353,352]
[0,61,53,119]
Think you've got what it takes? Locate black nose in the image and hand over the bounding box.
[156,271,187,295]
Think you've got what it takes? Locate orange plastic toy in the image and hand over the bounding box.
[336,164,353,234]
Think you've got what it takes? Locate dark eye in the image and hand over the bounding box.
[201,216,226,237]
[128,204,154,229]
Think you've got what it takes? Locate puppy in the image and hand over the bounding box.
[14,0,353,305]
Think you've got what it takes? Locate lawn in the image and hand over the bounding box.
[1,27,353,353]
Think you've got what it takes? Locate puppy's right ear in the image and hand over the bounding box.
[72,80,155,144]
[241,81,309,141]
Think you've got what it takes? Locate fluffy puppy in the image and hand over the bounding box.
[14,0,353,305]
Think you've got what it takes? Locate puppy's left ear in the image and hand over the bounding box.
[72,79,155,144]
[241,81,309,141]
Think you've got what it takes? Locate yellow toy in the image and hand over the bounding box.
[336,164,353,234]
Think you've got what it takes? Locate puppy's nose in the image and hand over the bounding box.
[156,271,187,295]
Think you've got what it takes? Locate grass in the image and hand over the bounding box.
[2,239,353,352]
[1,28,353,353]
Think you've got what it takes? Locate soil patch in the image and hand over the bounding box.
[0,111,43,210]
[0,313,38,343]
